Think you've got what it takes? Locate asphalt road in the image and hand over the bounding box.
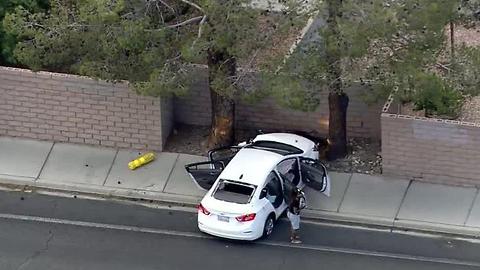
[1,189,480,270]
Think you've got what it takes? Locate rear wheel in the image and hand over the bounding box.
[262,214,275,238]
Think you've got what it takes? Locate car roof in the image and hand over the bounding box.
[218,147,283,187]
[253,133,315,153]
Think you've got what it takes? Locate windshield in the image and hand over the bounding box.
[212,179,256,204]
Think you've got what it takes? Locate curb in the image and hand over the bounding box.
[0,177,479,239]
[0,177,201,208]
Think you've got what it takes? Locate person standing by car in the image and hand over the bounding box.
[287,188,306,244]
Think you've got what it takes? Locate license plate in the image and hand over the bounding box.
[217,215,229,222]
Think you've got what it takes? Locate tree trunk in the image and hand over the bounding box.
[207,49,236,149]
[327,92,349,160]
[450,21,455,59]
[325,0,348,160]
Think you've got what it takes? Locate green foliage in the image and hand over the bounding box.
[4,0,195,96]
[263,0,480,118]
[265,0,457,112]
[0,0,48,65]
[260,71,320,111]
[5,0,302,98]
[412,72,463,118]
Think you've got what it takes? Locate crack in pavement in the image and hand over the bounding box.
[16,229,54,270]
[52,200,58,216]
[143,184,156,189]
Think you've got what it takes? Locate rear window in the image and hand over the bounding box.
[212,179,256,204]
[247,140,303,155]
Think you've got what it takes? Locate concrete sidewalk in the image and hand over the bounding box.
[1,137,480,237]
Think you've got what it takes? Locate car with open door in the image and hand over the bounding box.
[185,133,330,241]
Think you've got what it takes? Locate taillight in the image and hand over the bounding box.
[197,203,210,215]
[236,213,256,222]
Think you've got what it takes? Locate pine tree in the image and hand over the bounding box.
[4,0,302,148]
[266,0,462,159]
[0,0,48,65]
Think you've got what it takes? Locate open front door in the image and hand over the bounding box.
[185,161,224,191]
[299,158,330,197]
[208,146,241,168]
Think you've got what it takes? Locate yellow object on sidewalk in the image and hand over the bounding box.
[128,152,156,170]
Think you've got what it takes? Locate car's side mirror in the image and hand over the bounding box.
[237,141,247,147]
[259,188,268,199]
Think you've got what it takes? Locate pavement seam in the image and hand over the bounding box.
[0,173,35,178]
[336,173,353,213]
[162,153,180,192]
[34,142,55,183]
[463,187,479,226]
[392,178,413,226]
[102,149,119,186]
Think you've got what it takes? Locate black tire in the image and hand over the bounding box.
[262,214,275,238]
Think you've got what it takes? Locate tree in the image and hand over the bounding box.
[448,0,480,58]
[265,0,463,159]
[4,0,301,149]
[365,0,480,119]
[0,0,48,65]
[324,0,347,160]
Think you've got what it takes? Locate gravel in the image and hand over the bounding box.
[458,96,480,124]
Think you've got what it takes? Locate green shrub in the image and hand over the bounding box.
[413,72,463,119]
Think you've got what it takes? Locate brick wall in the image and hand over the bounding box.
[381,110,480,187]
[174,67,382,138]
[0,66,172,151]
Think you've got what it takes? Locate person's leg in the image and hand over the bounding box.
[290,225,295,241]
[290,215,301,243]
[291,230,301,243]
[295,216,301,240]
[294,229,300,239]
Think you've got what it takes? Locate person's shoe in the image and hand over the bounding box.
[291,239,302,244]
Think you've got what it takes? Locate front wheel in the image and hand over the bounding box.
[262,215,275,238]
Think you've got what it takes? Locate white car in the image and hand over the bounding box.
[185,133,330,241]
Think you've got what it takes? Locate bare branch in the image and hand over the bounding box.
[155,1,165,24]
[143,16,203,31]
[170,0,206,45]
[157,0,176,14]
[197,16,207,38]
[167,15,203,28]
[232,49,260,86]
[435,62,452,72]
[179,0,204,12]
[190,15,207,47]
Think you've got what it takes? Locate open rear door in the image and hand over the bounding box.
[299,158,330,197]
[208,146,241,168]
[185,161,225,191]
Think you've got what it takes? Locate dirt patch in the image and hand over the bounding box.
[164,123,382,175]
[324,138,382,175]
[458,96,480,124]
[454,24,480,47]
